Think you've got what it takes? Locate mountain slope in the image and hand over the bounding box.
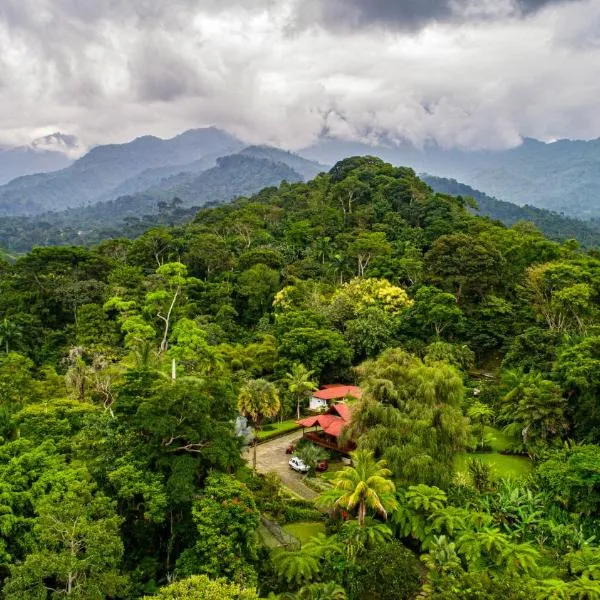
[0,153,305,251]
[302,136,600,220]
[423,175,600,247]
[0,146,73,186]
[0,128,243,215]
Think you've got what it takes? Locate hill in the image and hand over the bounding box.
[0,128,243,215]
[301,136,600,220]
[0,153,305,251]
[422,175,600,247]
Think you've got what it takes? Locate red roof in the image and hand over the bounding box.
[322,419,347,437]
[330,403,352,422]
[313,385,362,401]
[296,403,352,439]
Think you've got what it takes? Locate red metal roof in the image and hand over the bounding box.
[296,403,352,439]
[322,419,347,437]
[313,385,362,401]
[330,403,352,422]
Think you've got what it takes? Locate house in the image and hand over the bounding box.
[309,384,362,411]
[296,403,355,454]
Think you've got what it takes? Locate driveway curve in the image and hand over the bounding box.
[246,431,318,500]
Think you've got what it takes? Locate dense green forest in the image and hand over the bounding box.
[423,175,600,247]
[1,156,600,599]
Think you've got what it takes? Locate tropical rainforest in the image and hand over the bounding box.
[1,156,600,599]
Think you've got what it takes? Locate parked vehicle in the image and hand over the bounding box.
[316,459,329,472]
[285,443,296,454]
[288,456,309,473]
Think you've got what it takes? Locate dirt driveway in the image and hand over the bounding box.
[246,431,318,500]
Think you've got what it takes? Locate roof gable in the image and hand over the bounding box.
[313,385,362,400]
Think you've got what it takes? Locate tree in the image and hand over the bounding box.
[350,348,467,487]
[144,262,192,353]
[144,575,258,600]
[500,372,568,447]
[4,464,127,600]
[282,363,318,420]
[176,474,260,587]
[535,444,600,516]
[349,540,420,600]
[237,379,281,469]
[237,264,280,322]
[424,233,505,303]
[467,402,495,450]
[296,443,328,474]
[0,316,23,354]
[348,232,392,277]
[277,328,352,383]
[409,286,465,339]
[318,449,398,527]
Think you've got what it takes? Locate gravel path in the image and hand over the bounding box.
[245,431,318,500]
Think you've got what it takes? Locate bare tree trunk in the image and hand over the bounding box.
[158,286,180,353]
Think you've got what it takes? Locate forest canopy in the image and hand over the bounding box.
[1,156,600,599]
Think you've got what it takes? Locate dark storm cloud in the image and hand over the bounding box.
[0,0,598,152]
[295,0,575,30]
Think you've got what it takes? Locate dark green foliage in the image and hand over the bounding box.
[0,155,600,599]
[348,540,420,600]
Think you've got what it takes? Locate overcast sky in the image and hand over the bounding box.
[0,0,598,152]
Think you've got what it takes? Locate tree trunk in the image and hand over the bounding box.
[358,500,366,528]
[252,438,257,471]
[297,397,301,420]
[159,286,180,353]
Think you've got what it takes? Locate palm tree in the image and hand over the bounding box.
[0,317,23,355]
[467,401,495,449]
[283,363,318,420]
[237,378,280,470]
[318,449,398,527]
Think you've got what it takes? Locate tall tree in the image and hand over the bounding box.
[283,363,318,420]
[318,449,398,527]
[237,378,281,469]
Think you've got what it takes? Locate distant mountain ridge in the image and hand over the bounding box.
[302,136,600,219]
[0,128,243,215]
[0,129,326,217]
[423,175,600,247]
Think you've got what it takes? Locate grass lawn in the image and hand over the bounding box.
[282,521,326,546]
[257,420,300,441]
[455,452,533,479]
[484,425,514,452]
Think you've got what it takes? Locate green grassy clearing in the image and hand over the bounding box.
[484,425,514,452]
[282,522,326,545]
[257,420,300,440]
[455,452,533,479]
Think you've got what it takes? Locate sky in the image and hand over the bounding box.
[0,0,598,153]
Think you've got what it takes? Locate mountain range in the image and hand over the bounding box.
[0,126,599,249]
[302,136,600,220]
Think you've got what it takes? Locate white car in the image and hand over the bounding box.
[288,456,309,474]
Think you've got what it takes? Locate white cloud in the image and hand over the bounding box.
[0,0,597,152]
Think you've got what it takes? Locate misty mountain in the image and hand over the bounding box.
[0,152,305,251]
[302,136,600,220]
[237,145,328,180]
[423,175,600,247]
[0,145,73,186]
[0,127,243,216]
